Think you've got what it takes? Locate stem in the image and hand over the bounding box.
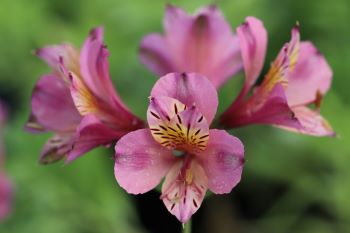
[183,219,192,233]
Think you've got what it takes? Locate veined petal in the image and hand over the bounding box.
[68,28,144,130]
[198,129,244,194]
[286,42,332,106]
[79,27,125,106]
[151,73,218,124]
[161,158,208,223]
[148,96,210,153]
[39,133,74,164]
[114,129,175,194]
[261,25,300,93]
[276,106,335,136]
[26,74,81,133]
[139,33,175,75]
[35,44,79,74]
[237,16,268,93]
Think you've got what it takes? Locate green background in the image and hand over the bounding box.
[0,0,349,232]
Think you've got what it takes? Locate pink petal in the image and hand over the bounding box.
[148,96,210,153]
[161,159,208,223]
[26,74,81,133]
[66,114,126,163]
[68,28,144,130]
[221,84,302,129]
[286,42,332,106]
[0,173,12,220]
[197,129,244,194]
[237,16,268,94]
[35,44,79,73]
[139,33,175,75]
[79,27,125,107]
[162,5,241,88]
[151,72,218,124]
[68,71,143,131]
[276,106,335,136]
[114,129,175,194]
[39,133,74,164]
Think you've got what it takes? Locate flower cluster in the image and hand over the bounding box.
[26,5,334,223]
[0,102,13,221]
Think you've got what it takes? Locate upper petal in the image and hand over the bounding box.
[148,96,210,153]
[276,106,335,136]
[198,129,244,194]
[26,74,81,133]
[79,27,123,106]
[139,33,175,76]
[161,158,208,223]
[114,129,175,194]
[165,5,241,88]
[237,16,268,93]
[35,44,80,74]
[151,72,218,124]
[285,42,332,106]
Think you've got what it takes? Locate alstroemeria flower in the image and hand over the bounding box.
[0,102,13,220]
[26,27,143,164]
[139,5,242,89]
[220,17,334,136]
[115,73,244,223]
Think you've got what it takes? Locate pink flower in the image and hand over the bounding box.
[114,73,244,223]
[0,102,13,221]
[220,17,334,136]
[139,5,242,89]
[26,27,144,164]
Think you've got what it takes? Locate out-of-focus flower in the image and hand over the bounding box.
[26,27,144,164]
[139,5,242,89]
[0,102,13,221]
[114,73,244,223]
[220,17,334,136]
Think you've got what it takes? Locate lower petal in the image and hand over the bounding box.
[276,106,335,136]
[161,159,208,223]
[39,133,75,164]
[198,129,244,194]
[66,114,125,163]
[114,129,175,195]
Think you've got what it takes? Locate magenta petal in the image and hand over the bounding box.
[39,133,74,164]
[161,159,208,223]
[139,33,175,75]
[26,74,81,132]
[36,44,79,72]
[66,114,125,163]
[221,84,302,129]
[0,173,12,220]
[286,42,332,106]
[163,5,242,88]
[198,129,244,194]
[79,27,127,107]
[276,106,335,136]
[151,72,218,124]
[237,17,268,93]
[114,129,175,194]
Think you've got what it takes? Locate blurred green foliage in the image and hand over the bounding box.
[0,0,349,232]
